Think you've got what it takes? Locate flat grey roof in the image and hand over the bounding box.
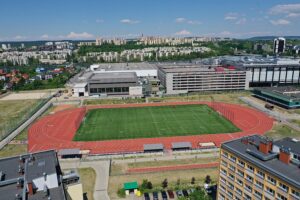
[144,143,164,151]
[158,66,216,73]
[0,150,66,200]
[92,62,158,70]
[255,86,300,101]
[274,137,300,155]
[89,72,138,83]
[222,135,300,189]
[57,148,80,156]
[172,142,192,149]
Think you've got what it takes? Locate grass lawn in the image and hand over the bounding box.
[265,122,300,140]
[78,168,96,200]
[0,144,27,158]
[74,104,240,141]
[0,99,42,139]
[108,167,218,199]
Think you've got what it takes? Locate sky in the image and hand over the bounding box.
[1,0,300,41]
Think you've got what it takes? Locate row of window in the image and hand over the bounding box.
[221,150,300,198]
[89,87,129,93]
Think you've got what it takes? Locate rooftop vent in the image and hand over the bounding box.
[0,171,4,181]
[15,193,21,200]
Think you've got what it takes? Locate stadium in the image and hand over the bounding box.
[28,102,274,155]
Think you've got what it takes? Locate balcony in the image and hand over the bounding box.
[264,190,274,200]
[290,194,300,200]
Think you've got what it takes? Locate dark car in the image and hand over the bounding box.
[176,190,183,197]
[153,192,159,200]
[167,190,175,199]
[161,191,168,200]
[144,192,150,200]
[182,189,189,197]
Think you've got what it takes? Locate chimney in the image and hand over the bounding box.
[27,182,34,195]
[279,147,291,164]
[259,139,273,154]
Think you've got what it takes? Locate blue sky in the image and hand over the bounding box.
[1,0,300,41]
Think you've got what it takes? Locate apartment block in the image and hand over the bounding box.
[218,135,300,200]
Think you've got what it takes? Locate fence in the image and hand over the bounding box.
[210,101,235,122]
[0,93,53,141]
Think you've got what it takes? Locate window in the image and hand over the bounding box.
[246,175,253,183]
[254,190,262,198]
[237,159,245,167]
[279,182,289,192]
[228,182,234,190]
[266,186,275,195]
[229,165,236,172]
[228,191,233,198]
[255,180,264,189]
[237,169,244,177]
[256,170,265,179]
[245,184,252,192]
[221,168,227,175]
[230,155,236,163]
[267,176,276,185]
[277,193,287,200]
[222,151,228,158]
[236,188,242,196]
[244,194,251,200]
[229,173,235,181]
[247,164,254,172]
[220,177,226,184]
[236,178,243,186]
[292,189,300,198]
[221,160,227,167]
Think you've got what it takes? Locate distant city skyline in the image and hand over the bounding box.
[1,0,300,41]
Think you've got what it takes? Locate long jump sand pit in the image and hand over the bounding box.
[0,92,50,101]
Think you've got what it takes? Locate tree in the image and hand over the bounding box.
[205,175,211,184]
[140,179,148,190]
[176,178,181,186]
[162,178,168,188]
[189,189,212,200]
[191,177,196,185]
[147,181,153,190]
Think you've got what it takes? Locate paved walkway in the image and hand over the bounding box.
[240,96,300,131]
[60,160,110,200]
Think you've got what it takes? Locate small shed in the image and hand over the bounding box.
[199,142,216,149]
[57,149,81,159]
[143,143,164,152]
[172,142,192,151]
[124,181,139,195]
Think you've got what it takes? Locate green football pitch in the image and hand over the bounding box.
[73,104,240,141]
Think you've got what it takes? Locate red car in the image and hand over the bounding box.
[167,190,174,199]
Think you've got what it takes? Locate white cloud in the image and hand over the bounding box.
[66,32,94,39]
[14,35,26,40]
[96,19,104,23]
[187,20,202,25]
[286,13,300,18]
[219,31,232,36]
[175,18,201,25]
[40,34,49,39]
[224,13,238,20]
[174,30,191,36]
[235,18,247,25]
[269,4,300,15]
[120,19,140,24]
[175,17,186,23]
[270,19,291,25]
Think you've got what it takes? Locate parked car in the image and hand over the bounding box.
[176,190,184,197]
[167,190,175,199]
[182,189,189,197]
[153,192,159,200]
[144,192,150,200]
[161,191,168,200]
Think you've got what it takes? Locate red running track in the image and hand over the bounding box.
[28,102,274,154]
